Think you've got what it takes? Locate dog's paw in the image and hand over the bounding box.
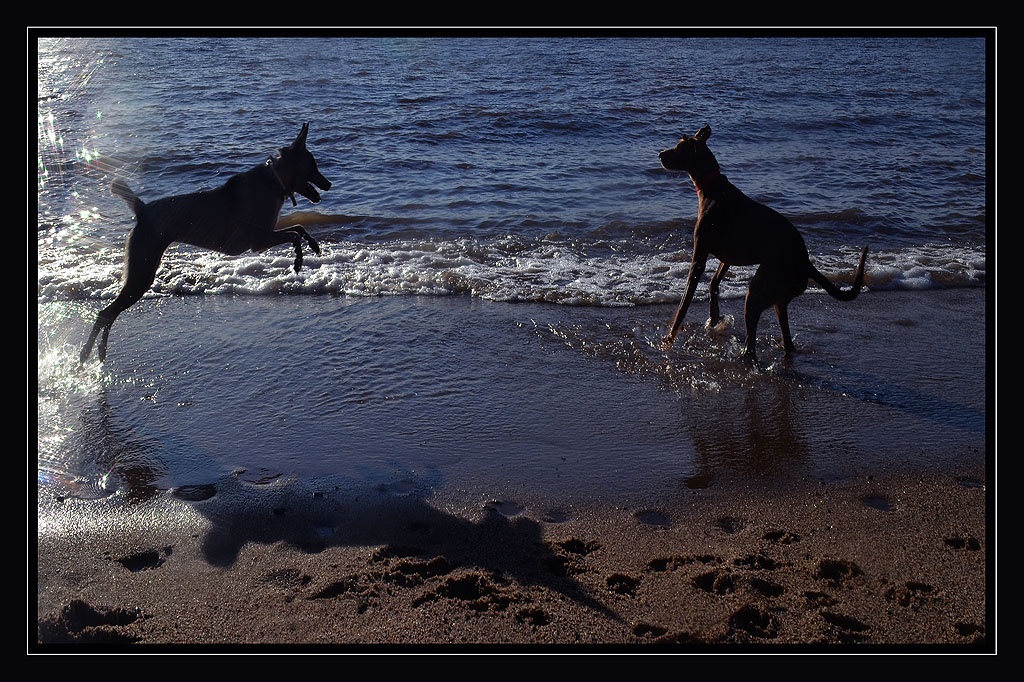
[298,230,321,256]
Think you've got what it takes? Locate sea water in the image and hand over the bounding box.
[35,34,989,511]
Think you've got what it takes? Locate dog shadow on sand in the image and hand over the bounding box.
[38,386,619,626]
[189,473,617,620]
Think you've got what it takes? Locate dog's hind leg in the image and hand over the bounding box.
[80,321,106,364]
[740,266,781,361]
[775,302,796,353]
[80,227,166,363]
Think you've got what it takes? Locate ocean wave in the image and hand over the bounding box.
[38,234,985,308]
[35,36,987,312]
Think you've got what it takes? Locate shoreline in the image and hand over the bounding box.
[34,288,992,650]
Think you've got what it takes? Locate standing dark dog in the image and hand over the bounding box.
[80,123,332,363]
[658,125,867,361]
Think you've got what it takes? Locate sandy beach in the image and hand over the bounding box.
[34,288,992,651]
[33,34,992,653]
[35,462,988,650]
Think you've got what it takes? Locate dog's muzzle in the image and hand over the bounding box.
[659,149,680,170]
[298,174,332,203]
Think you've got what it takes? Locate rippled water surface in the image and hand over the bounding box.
[37,36,986,308]
[35,35,989,509]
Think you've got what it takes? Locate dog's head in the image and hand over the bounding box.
[658,125,717,174]
[276,123,332,203]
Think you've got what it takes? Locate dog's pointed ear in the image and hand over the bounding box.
[293,122,309,149]
[695,125,711,143]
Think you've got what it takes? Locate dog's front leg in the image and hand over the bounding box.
[280,225,320,255]
[261,229,312,273]
[662,252,708,348]
[293,226,320,256]
[708,261,729,326]
[277,226,320,272]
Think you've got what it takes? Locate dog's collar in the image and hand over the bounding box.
[266,158,298,207]
[691,167,721,194]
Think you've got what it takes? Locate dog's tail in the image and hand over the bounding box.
[809,246,868,302]
[111,178,144,215]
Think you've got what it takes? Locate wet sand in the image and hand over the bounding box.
[33,288,993,650]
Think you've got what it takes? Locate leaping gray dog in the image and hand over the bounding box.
[80,123,331,363]
[658,125,867,361]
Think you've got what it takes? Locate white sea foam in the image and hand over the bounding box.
[39,233,985,308]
